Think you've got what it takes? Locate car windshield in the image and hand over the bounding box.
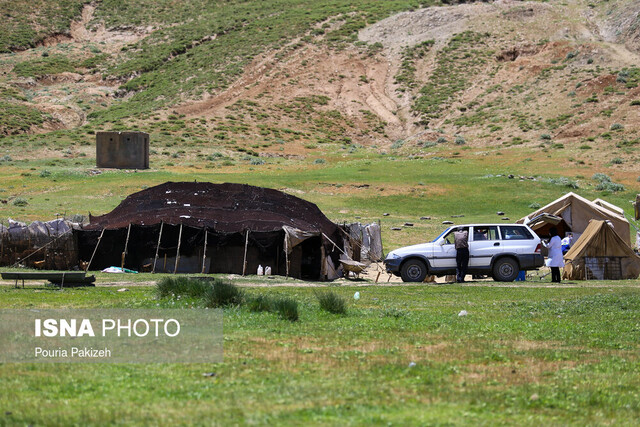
[432,228,451,243]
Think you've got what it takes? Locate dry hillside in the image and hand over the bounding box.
[0,0,639,171]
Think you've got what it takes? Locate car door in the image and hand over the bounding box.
[469,226,501,267]
[499,225,536,254]
[431,227,463,269]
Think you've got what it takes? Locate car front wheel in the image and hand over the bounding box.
[492,257,519,282]
[401,259,427,282]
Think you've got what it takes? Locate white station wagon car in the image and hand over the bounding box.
[385,224,544,282]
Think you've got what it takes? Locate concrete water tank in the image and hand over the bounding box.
[96,131,149,169]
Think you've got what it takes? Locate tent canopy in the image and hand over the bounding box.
[563,220,640,280]
[86,182,338,237]
[519,192,630,245]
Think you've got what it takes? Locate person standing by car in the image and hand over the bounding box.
[543,227,564,283]
[454,227,469,283]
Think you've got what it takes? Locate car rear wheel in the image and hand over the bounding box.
[401,259,427,282]
[492,257,519,282]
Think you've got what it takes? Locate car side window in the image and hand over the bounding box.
[442,227,469,245]
[500,226,533,240]
[473,226,499,241]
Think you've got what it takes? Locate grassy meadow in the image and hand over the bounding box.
[1,282,639,425]
[1,0,640,424]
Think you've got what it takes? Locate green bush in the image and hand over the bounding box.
[391,139,405,149]
[13,197,28,207]
[206,279,244,307]
[156,277,211,299]
[380,306,408,318]
[247,294,275,312]
[454,135,466,145]
[316,291,347,314]
[593,173,625,192]
[273,297,299,321]
[610,123,624,131]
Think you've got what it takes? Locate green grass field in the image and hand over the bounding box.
[1,282,639,425]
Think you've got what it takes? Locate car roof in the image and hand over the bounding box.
[445,224,529,227]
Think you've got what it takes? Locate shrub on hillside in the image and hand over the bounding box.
[593,173,625,192]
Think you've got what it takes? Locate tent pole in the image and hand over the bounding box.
[121,223,132,269]
[152,222,164,274]
[174,224,183,274]
[86,228,105,272]
[163,254,167,273]
[285,236,289,279]
[201,228,208,274]
[242,230,250,276]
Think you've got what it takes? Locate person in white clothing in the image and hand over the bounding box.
[543,227,564,282]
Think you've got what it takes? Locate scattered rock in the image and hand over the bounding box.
[354,292,360,300]
[404,222,414,227]
[508,174,515,179]
[458,310,468,317]
[442,221,454,225]
[383,213,390,216]
[420,216,431,220]
[408,362,416,368]
[530,393,539,401]
[502,217,510,221]
[391,227,402,230]
[451,214,465,218]
[497,211,505,216]
[117,288,129,292]
[202,372,216,377]
[355,216,361,219]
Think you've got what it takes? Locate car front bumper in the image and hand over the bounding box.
[384,256,402,275]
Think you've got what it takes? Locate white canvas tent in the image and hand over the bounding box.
[519,192,631,246]
[563,220,640,280]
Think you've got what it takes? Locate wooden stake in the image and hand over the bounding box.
[174,224,183,274]
[242,229,250,276]
[121,223,132,269]
[201,228,208,274]
[86,228,105,272]
[152,222,164,274]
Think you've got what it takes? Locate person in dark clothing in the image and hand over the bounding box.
[454,227,469,283]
